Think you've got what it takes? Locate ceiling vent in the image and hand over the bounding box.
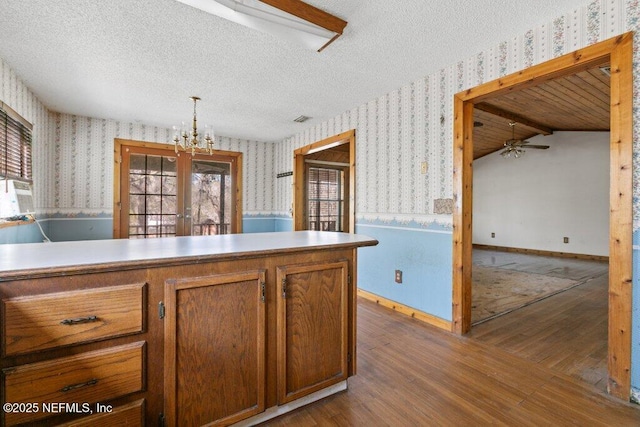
[293,115,311,123]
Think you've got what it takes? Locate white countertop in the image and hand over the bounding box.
[0,231,378,280]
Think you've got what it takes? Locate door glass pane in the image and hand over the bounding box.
[191,160,232,235]
[308,167,344,232]
[128,153,178,238]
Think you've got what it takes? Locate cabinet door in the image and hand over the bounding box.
[164,271,266,426]
[276,261,349,404]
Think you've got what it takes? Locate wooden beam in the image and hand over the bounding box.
[607,32,633,401]
[293,130,356,232]
[452,31,634,401]
[293,152,305,231]
[259,0,347,35]
[474,103,554,135]
[452,96,474,334]
[458,34,627,103]
[293,130,353,156]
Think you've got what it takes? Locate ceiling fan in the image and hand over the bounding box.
[500,122,549,158]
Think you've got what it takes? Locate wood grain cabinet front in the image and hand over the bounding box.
[2,341,145,425]
[276,260,349,404]
[2,283,145,356]
[57,399,145,427]
[0,232,376,426]
[164,270,267,427]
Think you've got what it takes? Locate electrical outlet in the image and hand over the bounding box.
[491,232,495,238]
[563,237,569,244]
[420,162,428,175]
[395,270,403,283]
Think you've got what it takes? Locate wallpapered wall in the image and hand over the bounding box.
[3,0,640,395]
[0,56,54,210]
[0,57,276,219]
[275,0,629,226]
[44,115,276,217]
[272,0,640,395]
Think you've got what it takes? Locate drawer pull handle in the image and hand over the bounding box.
[61,378,98,392]
[60,316,99,325]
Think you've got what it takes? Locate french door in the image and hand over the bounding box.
[114,139,242,238]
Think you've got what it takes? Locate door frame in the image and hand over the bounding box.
[293,130,356,233]
[452,33,633,399]
[113,138,243,238]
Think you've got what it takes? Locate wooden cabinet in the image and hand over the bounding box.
[276,261,349,404]
[3,283,145,356]
[58,399,145,427]
[3,343,144,425]
[163,271,266,426]
[162,260,352,426]
[1,279,149,426]
[0,232,377,426]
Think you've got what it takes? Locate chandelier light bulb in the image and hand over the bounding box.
[174,97,215,155]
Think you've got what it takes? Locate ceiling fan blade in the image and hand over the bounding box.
[526,145,550,149]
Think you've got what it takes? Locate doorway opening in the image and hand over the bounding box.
[293,130,355,233]
[452,33,633,400]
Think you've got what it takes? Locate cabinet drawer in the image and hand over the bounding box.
[2,342,144,425]
[2,283,145,356]
[58,399,145,427]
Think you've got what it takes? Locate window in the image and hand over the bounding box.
[128,153,178,238]
[307,166,345,232]
[0,103,32,182]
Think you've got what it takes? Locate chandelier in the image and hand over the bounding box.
[173,96,214,155]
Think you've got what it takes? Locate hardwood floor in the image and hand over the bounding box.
[261,297,640,426]
[469,249,609,391]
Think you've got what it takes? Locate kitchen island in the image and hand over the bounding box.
[0,231,377,426]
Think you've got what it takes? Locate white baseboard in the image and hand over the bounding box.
[233,380,348,426]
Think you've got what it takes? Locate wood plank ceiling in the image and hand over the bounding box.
[472,64,610,159]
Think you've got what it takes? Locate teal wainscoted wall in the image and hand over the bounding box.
[631,230,640,399]
[0,220,47,244]
[0,214,296,244]
[355,221,453,321]
[243,216,276,233]
[45,217,112,241]
[274,217,293,232]
[0,215,114,243]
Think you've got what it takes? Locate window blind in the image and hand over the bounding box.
[0,105,32,182]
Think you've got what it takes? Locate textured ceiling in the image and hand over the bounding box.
[0,0,592,142]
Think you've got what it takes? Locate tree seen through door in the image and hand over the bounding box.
[190,160,231,235]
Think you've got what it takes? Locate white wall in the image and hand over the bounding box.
[473,131,609,256]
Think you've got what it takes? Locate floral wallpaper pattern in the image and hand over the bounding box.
[274,0,636,229]
[0,64,275,217]
[0,0,638,229]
